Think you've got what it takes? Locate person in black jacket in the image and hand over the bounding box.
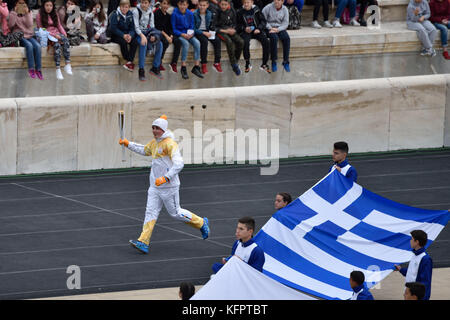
[216,0,244,75]
[236,0,270,73]
[110,0,139,71]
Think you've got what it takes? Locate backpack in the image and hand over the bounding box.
[106,11,120,38]
[287,5,301,30]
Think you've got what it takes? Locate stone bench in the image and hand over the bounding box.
[1,20,448,69]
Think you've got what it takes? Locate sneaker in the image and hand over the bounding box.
[332,19,342,28]
[170,62,178,73]
[420,48,428,56]
[28,69,36,79]
[282,62,290,72]
[181,66,189,79]
[90,38,97,44]
[201,63,208,74]
[149,66,163,79]
[358,17,367,27]
[311,20,322,29]
[323,20,333,28]
[159,64,166,71]
[36,70,44,80]
[350,18,360,26]
[271,61,277,72]
[427,48,436,57]
[212,62,223,73]
[443,51,450,60]
[232,63,241,76]
[64,64,73,75]
[259,64,271,74]
[200,217,210,240]
[192,65,204,78]
[245,61,252,73]
[123,62,134,71]
[56,68,64,80]
[129,240,149,254]
[138,68,146,81]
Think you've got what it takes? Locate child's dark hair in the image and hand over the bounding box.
[405,282,425,300]
[89,0,106,23]
[179,282,195,300]
[40,0,59,29]
[350,271,365,286]
[411,230,428,247]
[277,192,292,205]
[238,216,255,232]
[334,141,349,153]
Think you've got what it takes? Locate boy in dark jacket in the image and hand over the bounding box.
[430,0,450,59]
[154,0,182,72]
[194,0,223,73]
[216,0,244,75]
[110,0,139,71]
[236,0,270,73]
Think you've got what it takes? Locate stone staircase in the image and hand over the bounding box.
[1,0,445,69]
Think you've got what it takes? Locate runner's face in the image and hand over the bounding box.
[332,149,346,163]
[152,126,164,138]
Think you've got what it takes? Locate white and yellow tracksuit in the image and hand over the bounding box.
[127,130,205,245]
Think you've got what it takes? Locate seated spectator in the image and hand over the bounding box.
[311,0,332,29]
[262,0,290,72]
[36,0,73,80]
[357,0,378,26]
[194,0,223,73]
[132,0,163,80]
[236,0,270,73]
[85,0,108,44]
[57,0,83,46]
[404,282,426,300]
[349,271,374,300]
[171,0,204,79]
[407,0,437,57]
[1,0,24,48]
[429,0,450,59]
[212,216,265,274]
[110,0,139,71]
[179,282,195,300]
[331,0,360,28]
[274,192,292,210]
[284,0,303,29]
[8,0,42,79]
[154,0,182,72]
[216,0,244,76]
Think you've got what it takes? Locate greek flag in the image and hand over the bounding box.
[254,169,450,300]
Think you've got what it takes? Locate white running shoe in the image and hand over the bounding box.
[350,18,360,26]
[323,20,333,28]
[56,68,64,80]
[332,19,343,28]
[311,20,322,29]
[64,64,73,75]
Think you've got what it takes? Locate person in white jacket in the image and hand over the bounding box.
[119,114,210,254]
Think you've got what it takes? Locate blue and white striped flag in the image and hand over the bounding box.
[254,169,450,300]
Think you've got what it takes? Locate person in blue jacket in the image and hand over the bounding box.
[395,230,433,300]
[329,141,358,182]
[110,0,139,71]
[349,270,374,300]
[212,216,265,273]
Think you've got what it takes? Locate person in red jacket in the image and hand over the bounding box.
[430,0,450,59]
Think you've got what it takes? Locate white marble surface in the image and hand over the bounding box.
[0,99,17,176]
[289,78,391,157]
[16,96,79,174]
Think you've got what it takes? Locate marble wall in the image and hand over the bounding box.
[0,74,448,176]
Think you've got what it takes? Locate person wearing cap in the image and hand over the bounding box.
[119,115,210,254]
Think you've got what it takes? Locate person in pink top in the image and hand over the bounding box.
[8,0,43,79]
[0,0,24,47]
[36,0,73,80]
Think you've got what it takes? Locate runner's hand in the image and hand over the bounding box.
[155,176,169,186]
[119,138,129,147]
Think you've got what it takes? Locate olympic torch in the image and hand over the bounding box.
[118,110,126,162]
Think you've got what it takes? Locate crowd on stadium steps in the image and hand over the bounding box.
[1,0,450,79]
